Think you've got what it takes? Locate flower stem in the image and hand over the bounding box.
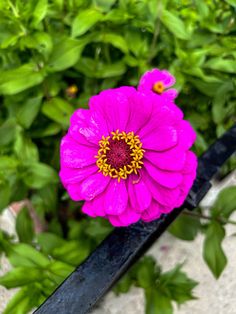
[182,210,236,226]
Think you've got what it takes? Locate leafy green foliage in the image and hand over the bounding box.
[0,0,236,313]
[0,217,112,313]
[115,256,198,314]
[211,186,236,220]
[16,207,34,243]
[168,214,201,241]
[201,186,236,278]
[203,221,227,279]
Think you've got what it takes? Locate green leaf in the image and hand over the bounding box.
[33,32,53,58]
[31,0,48,27]
[212,81,234,124]
[190,79,222,97]
[3,287,33,314]
[31,184,58,216]
[47,37,87,71]
[0,181,11,212]
[160,10,190,40]
[52,241,89,266]
[42,97,74,128]
[47,260,74,278]
[104,8,133,24]
[225,0,236,6]
[75,58,126,78]
[0,267,43,288]
[136,259,156,289]
[15,207,34,243]
[83,218,113,240]
[113,275,133,294]
[7,243,50,268]
[204,57,236,73]
[145,289,173,314]
[22,162,59,189]
[195,0,209,18]
[125,30,148,58]
[95,33,129,53]
[16,95,42,129]
[0,64,45,95]
[37,232,66,254]
[21,32,53,59]
[160,264,198,304]
[31,123,61,138]
[0,119,16,147]
[14,132,39,162]
[168,214,201,241]
[0,156,18,172]
[94,0,116,11]
[203,221,227,278]
[72,9,103,37]
[212,186,236,219]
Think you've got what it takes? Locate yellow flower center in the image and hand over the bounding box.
[152,81,165,94]
[95,130,145,182]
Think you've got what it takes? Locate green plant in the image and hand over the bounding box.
[0,0,236,313]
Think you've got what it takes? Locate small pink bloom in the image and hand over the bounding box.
[59,69,197,227]
[138,68,178,102]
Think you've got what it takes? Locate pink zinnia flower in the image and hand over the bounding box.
[138,68,178,102]
[59,69,197,227]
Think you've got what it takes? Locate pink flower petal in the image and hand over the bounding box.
[141,200,173,222]
[141,126,178,152]
[128,176,152,213]
[80,172,110,201]
[107,215,122,227]
[89,88,131,132]
[67,183,83,201]
[138,68,163,92]
[69,109,108,145]
[59,164,98,187]
[175,151,197,207]
[138,100,183,139]
[141,201,162,222]
[164,89,178,101]
[161,70,176,87]
[177,120,197,150]
[125,92,154,133]
[118,203,141,226]
[82,192,106,217]
[104,180,128,215]
[144,147,186,172]
[144,161,183,188]
[60,135,97,168]
[154,100,183,122]
[82,201,97,217]
[183,151,198,174]
[138,68,175,92]
[143,170,180,207]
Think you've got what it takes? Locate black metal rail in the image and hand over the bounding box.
[35,124,236,314]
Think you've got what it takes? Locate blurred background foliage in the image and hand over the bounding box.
[0,0,236,313]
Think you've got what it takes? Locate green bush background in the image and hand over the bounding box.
[0,0,236,313]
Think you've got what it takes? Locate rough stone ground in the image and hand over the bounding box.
[0,171,236,314]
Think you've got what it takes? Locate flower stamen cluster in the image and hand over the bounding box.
[95,130,145,182]
[152,81,165,94]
